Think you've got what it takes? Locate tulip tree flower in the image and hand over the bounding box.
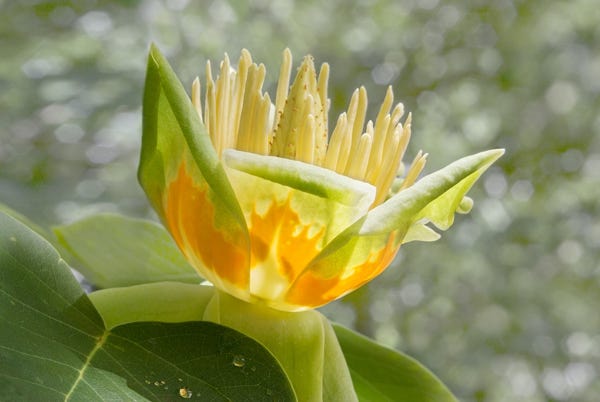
[140,45,502,312]
[139,45,502,400]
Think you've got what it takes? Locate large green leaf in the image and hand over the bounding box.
[91,283,359,402]
[89,282,214,330]
[333,324,458,402]
[0,212,295,401]
[54,213,200,288]
[0,202,52,241]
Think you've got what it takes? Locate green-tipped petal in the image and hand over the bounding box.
[139,45,250,297]
[363,149,505,235]
[223,149,375,246]
[284,149,503,308]
[222,149,376,309]
[223,149,375,208]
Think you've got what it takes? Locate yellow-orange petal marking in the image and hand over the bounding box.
[165,164,249,291]
[247,197,326,304]
[249,197,325,280]
[285,233,400,308]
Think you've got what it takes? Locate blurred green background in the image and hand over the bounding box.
[1,0,599,400]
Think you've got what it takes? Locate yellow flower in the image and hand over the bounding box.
[139,45,503,312]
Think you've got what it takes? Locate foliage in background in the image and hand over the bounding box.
[1,1,599,401]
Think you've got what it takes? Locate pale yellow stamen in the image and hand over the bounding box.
[297,114,315,164]
[231,49,250,146]
[192,49,424,206]
[204,60,217,149]
[192,77,203,123]
[400,149,428,192]
[345,86,368,172]
[373,115,413,205]
[274,49,292,130]
[346,132,372,180]
[323,113,348,171]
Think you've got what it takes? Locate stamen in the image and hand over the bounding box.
[390,102,405,126]
[205,60,217,152]
[317,63,329,129]
[400,151,428,191]
[215,54,232,152]
[297,114,315,164]
[366,86,393,176]
[323,113,348,170]
[274,49,292,131]
[335,89,359,173]
[373,132,400,203]
[314,63,329,166]
[192,77,203,123]
[346,87,368,169]
[375,87,394,126]
[192,49,421,208]
[231,50,252,147]
[365,114,390,181]
[253,93,271,155]
[373,115,413,205]
[237,64,264,154]
[346,132,373,180]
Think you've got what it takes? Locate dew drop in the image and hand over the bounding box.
[154,381,160,386]
[232,355,246,368]
[179,387,193,399]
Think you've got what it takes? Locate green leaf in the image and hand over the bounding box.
[204,291,320,402]
[0,202,52,241]
[89,282,214,330]
[333,324,458,402]
[322,317,360,402]
[54,213,200,288]
[0,212,295,401]
[91,285,358,402]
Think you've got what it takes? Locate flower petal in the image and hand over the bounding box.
[362,149,505,235]
[139,45,250,298]
[222,149,376,308]
[284,149,504,309]
[285,222,399,308]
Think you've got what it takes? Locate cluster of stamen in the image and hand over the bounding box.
[191,49,427,206]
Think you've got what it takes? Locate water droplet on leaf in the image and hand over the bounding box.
[179,387,193,399]
[232,355,246,367]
